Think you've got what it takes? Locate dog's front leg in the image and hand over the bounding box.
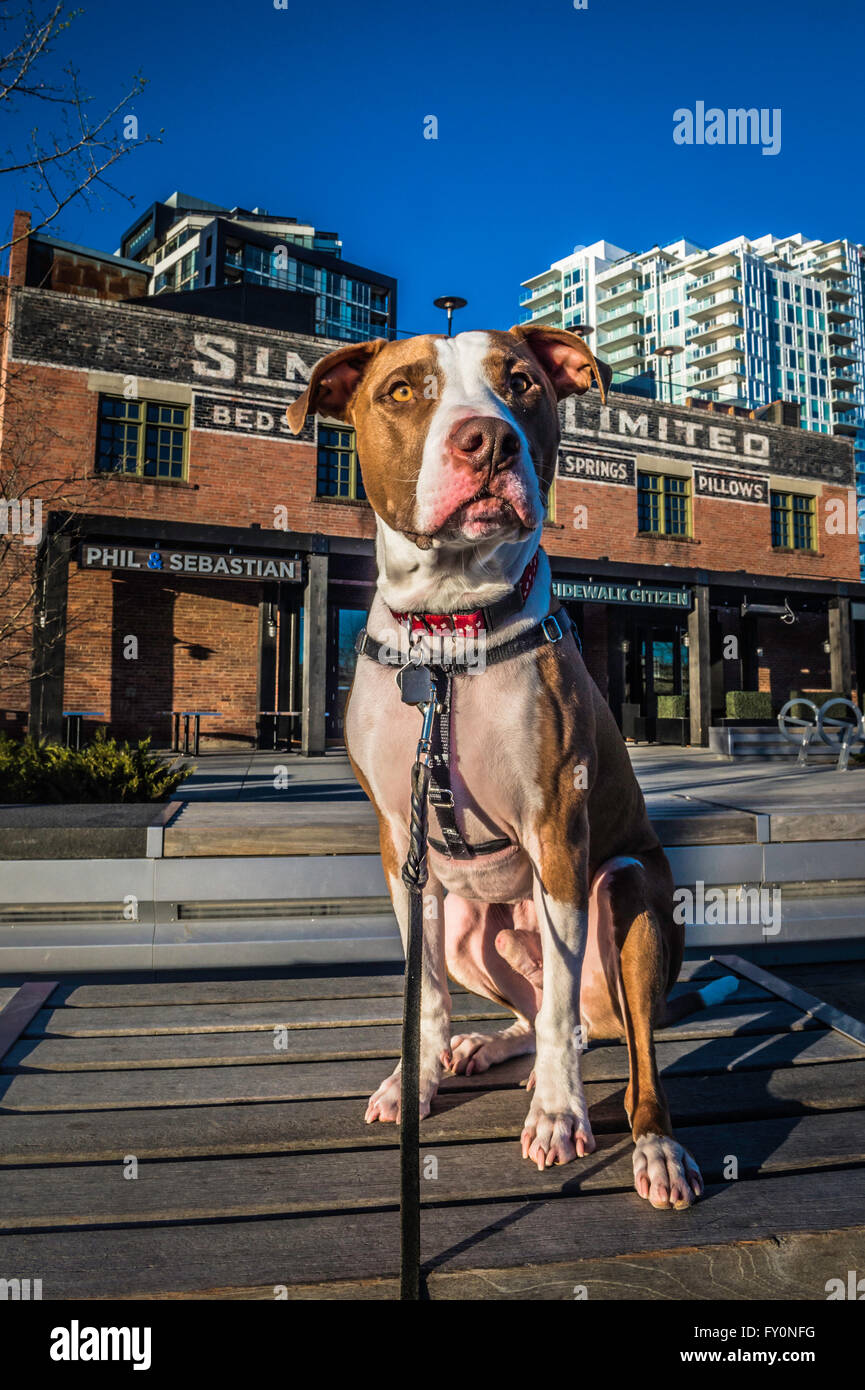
[522,818,595,1168]
[365,821,451,1124]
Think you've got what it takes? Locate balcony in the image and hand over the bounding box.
[834,418,860,437]
[688,292,744,323]
[829,344,858,364]
[825,279,852,299]
[520,281,559,310]
[597,320,644,349]
[828,301,854,323]
[831,364,860,388]
[596,272,642,308]
[687,337,745,367]
[690,362,746,386]
[829,323,856,344]
[686,312,744,344]
[688,266,742,299]
[832,390,859,412]
[813,254,849,278]
[605,344,645,371]
[687,248,740,277]
[597,297,643,326]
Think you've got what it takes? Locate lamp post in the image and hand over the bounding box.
[433,295,468,337]
[653,343,683,405]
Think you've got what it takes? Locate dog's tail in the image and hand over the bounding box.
[660,973,739,1027]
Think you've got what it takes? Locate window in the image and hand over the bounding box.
[771,490,815,550]
[317,425,366,500]
[96,396,189,481]
[545,477,556,523]
[637,472,691,537]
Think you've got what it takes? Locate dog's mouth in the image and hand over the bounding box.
[436,485,521,539]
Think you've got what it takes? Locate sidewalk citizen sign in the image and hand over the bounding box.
[78,545,302,582]
[553,579,692,609]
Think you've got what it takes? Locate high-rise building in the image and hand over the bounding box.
[520,233,865,568]
[118,191,397,342]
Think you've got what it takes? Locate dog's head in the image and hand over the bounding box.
[286,326,610,550]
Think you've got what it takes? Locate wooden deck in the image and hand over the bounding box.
[2,959,865,1300]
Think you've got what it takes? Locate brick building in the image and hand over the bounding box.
[1,212,863,752]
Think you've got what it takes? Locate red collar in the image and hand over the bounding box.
[390,553,539,636]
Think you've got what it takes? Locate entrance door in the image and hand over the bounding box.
[622,619,688,739]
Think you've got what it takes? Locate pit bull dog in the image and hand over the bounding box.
[287,325,729,1209]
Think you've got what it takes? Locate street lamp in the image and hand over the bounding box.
[433,295,468,337]
[653,343,683,405]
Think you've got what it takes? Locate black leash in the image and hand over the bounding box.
[377,606,581,1300]
[398,687,437,1301]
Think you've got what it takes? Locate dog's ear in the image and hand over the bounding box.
[507,324,612,404]
[285,339,387,434]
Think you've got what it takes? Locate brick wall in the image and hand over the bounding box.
[64,567,261,742]
[546,474,858,581]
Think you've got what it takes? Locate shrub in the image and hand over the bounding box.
[788,690,850,720]
[657,695,687,719]
[0,731,192,804]
[725,690,773,720]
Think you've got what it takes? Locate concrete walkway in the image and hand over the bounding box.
[172,745,865,820]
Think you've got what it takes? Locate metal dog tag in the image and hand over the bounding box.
[396,663,433,707]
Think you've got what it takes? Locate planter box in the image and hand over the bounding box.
[718,717,776,728]
[657,717,689,746]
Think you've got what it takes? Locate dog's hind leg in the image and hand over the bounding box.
[443,896,540,1075]
[595,853,703,1209]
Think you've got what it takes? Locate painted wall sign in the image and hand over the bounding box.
[693,466,769,504]
[78,545,302,582]
[557,446,635,485]
[553,580,692,608]
[193,391,314,443]
[560,389,854,486]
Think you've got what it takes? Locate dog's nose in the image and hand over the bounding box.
[450,416,521,473]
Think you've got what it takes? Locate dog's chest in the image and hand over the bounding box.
[346,654,544,852]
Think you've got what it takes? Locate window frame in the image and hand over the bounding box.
[637,470,692,537]
[95,394,190,483]
[771,489,816,551]
[316,422,366,501]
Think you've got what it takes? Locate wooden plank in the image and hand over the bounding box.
[3,1110,863,1231]
[23,997,808,1041]
[274,1229,865,1301]
[25,994,509,1037]
[4,993,774,1072]
[163,824,381,857]
[650,812,756,845]
[2,1167,864,1298]
[49,961,757,1009]
[5,1058,865,1165]
[715,953,865,1049]
[0,1029,858,1113]
[0,981,58,1063]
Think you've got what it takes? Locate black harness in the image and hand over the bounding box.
[355,607,579,861]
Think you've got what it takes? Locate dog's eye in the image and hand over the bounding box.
[389,382,414,402]
[511,373,533,395]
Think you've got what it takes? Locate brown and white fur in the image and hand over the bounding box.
[286,325,710,1209]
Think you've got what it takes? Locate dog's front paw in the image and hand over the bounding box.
[520,1097,595,1169]
[633,1134,702,1209]
[364,1065,439,1124]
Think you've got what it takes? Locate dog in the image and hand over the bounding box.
[287,324,731,1209]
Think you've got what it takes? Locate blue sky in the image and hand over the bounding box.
[2,0,862,336]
